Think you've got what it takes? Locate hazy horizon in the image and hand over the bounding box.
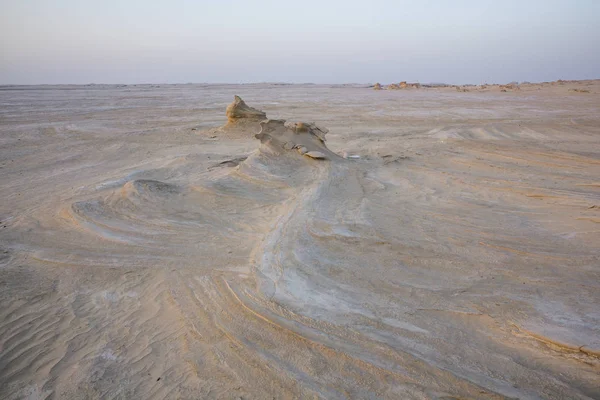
[1,0,599,85]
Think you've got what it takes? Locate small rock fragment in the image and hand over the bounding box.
[304,151,327,159]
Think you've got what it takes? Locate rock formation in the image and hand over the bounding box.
[224,95,267,130]
[381,82,420,90]
[499,84,520,91]
[255,120,339,161]
[205,96,340,161]
[201,96,268,136]
[373,83,382,90]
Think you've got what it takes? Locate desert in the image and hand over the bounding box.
[1,81,599,399]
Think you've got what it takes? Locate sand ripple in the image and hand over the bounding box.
[1,84,599,399]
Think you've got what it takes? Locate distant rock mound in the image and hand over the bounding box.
[499,84,520,92]
[373,83,382,90]
[381,81,421,90]
[255,120,340,161]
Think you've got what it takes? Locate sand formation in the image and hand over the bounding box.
[1,82,600,399]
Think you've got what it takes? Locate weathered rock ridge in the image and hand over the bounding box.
[212,96,339,161]
[256,119,339,161]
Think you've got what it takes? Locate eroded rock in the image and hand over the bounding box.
[383,81,420,90]
[305,151,326,159]
[226,95,267,123]
[207,95,268,135]
[256,119,339,161]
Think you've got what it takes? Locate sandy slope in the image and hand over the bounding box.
[0,81,599,399]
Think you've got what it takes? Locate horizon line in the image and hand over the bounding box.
[1,78,599,88]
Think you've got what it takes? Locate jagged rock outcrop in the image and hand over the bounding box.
[223,95,267,131]
[255,119,339,161]
[204,97,340,160]
[373,83,382,90]
[226,95,266,123]
[201,96,268,136]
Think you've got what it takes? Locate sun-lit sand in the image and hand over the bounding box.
[1,81,599,399]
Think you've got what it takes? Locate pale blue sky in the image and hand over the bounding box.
[1,0,599,84]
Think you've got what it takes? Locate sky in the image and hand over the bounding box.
[1,0,599,84]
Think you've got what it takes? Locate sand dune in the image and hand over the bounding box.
[1,83,599,399]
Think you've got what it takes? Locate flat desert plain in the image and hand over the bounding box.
[0,81,599,399]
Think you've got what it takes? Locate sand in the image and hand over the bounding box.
[0,81,599,399]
